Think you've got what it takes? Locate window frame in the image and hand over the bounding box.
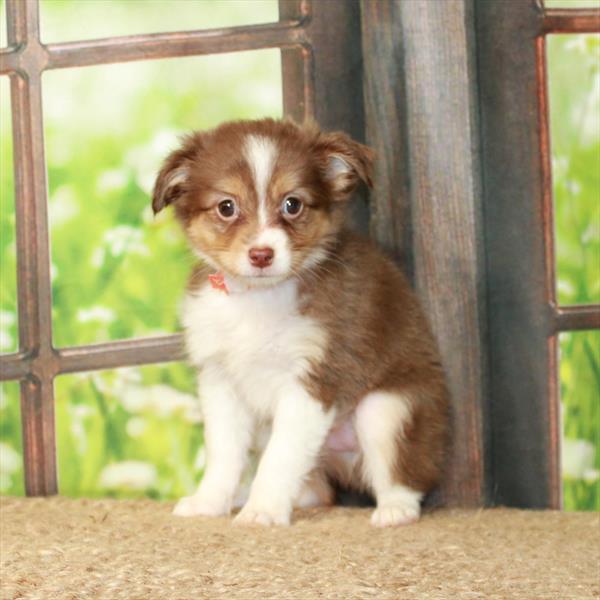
[0,0,367,495]
[0,0,598,508]
[475,0,600,507]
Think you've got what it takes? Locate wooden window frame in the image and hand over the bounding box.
[0,0,598,509]
[476,0,600,507]
[0,0,366,496]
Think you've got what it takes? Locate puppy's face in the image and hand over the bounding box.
[152,119,373,284]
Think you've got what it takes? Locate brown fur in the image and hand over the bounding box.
[299,231,449,494]
[153,118,448,501]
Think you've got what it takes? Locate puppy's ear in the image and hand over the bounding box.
[152,133,203,214]
[315,131,375,200]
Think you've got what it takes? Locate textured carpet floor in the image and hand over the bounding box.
[0,497,598,600]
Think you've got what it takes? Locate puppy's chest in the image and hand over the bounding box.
[182,281,327,408]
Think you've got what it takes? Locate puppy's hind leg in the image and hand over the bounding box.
[355,391,423,527]
[294,470,334,509]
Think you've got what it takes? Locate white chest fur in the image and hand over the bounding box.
[181,279,327,418]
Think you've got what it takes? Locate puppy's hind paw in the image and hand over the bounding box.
[233,505,290,527]
[370,504,420,527]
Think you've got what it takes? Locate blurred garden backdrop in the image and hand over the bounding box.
[0,0,598,511]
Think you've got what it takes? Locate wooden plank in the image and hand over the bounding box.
[360,0,413,273]
[362,0,488,507]
[476,0,560,508]
[279,0,369,234]
[7,0,58,496]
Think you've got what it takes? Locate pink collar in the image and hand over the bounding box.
[208,272,229,294]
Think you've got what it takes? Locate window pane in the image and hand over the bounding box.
[40,0,278,44]
[548,35,600,305]
[560,331,599,511]
[43,50,282,347]
[0,381,24,496]
[545,0,600,7]
[55,363,200,499]
[0,76,17,354]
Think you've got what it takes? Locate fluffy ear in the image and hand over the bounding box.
[315,131,375,199]
[151,133,202,214]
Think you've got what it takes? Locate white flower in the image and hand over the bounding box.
[0,310,16,328]
[99,461,157,490]
[581,222,600,245]
[91,247,106,268]
[103,225,149,258]
[120,384,202,423]
[0,442,21,474]
[0,331,13,352]
[126,129,181,195]
[49,185,78,226]
[0,310,16,352]
[562,438,597,479]
[97,169,128,194]
[557,279,575,298]
[565,36,588,54]
[76,306,116,324]
[126,417,146,438]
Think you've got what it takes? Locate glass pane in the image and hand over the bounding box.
[0,76,17,354]
[545,0,600,7]
[560,331,599,511]
[55,363,200,499]
[40,0,278,44]
[0,381,24,496]
[44,50,282,347]
[548,35,600,305]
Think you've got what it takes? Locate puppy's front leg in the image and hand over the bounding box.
[174,362,252,517]
[234,383,335,526]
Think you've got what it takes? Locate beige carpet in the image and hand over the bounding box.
[1,497,598,599]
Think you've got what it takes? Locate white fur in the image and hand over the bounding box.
[173,362,252,517]
[327,155,351,178]
[301,245,330,271]
[244,135,277,227]
[175,277,332,525]
[166,167,188,187]
[354,391,423,526]
[237,226,291,278]
[234,382,335,525]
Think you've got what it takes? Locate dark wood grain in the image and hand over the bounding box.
[361,0,488,507]
[360,1,413,272]
[280,0,369,235]
[543,7,600,33]
[554,305,600,332]
[476,0,560,508]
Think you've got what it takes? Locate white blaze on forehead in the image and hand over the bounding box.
[243,135,278,226]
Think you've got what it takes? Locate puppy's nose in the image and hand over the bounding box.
[248,247,274,268]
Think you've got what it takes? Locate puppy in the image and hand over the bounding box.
[152,118,449,527]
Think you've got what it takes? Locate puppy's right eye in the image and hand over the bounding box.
[216,199,238,220]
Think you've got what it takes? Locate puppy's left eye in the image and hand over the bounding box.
[281,196,303,219]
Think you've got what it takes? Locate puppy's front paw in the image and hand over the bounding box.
[173,494,229,518]
[370,504,420,527]
[233,504,290,527]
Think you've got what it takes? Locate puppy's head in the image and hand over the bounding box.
[152,119,373,285]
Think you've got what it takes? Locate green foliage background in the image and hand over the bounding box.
[0,2,598,510]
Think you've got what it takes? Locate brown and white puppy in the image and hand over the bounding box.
[152,118,449,527]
